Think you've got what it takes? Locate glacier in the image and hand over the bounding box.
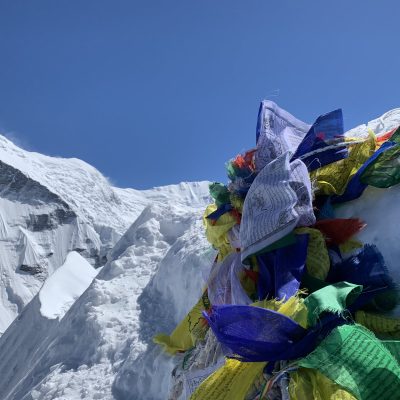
[0,107,399,399]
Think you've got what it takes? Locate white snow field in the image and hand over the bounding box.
[0,202,214,400]
[0,132,210,334]
[39,251,98,319]
[0,107,399,399]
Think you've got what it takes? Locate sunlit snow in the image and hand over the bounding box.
[39,251,98,319]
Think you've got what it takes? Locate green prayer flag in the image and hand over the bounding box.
[389,127,400,144]
[360,144,400,188]
[209,183,231,207]
[382,340,400,363]
[298,324,400,400]
[303,281,362,326]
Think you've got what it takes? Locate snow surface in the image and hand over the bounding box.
[0,132,213,399]
[0,107,399,399]
[0,130,210,335]
[39,251,98,319]
[345,107,400,138]
[0,201,214,400]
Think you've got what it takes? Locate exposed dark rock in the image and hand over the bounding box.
[26,210,76,231]
[19,264,45,275]
[0,161,76,220]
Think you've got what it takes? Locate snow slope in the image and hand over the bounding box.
[39,251,98,319]
[0,202,214,400]
[0,107,399,399]
[0,132,210,334]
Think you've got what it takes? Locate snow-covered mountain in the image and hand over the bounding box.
[0,107,399,400]
[0,202,214,400]
[0,134,210,335]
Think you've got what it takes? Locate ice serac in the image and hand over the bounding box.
[39,251,97,319]
[0,251,98,399]
[0,198,213,400]
[0,135,138,334]
[0,132,210,335]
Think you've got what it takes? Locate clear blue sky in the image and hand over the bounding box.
[0,1,399,189]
